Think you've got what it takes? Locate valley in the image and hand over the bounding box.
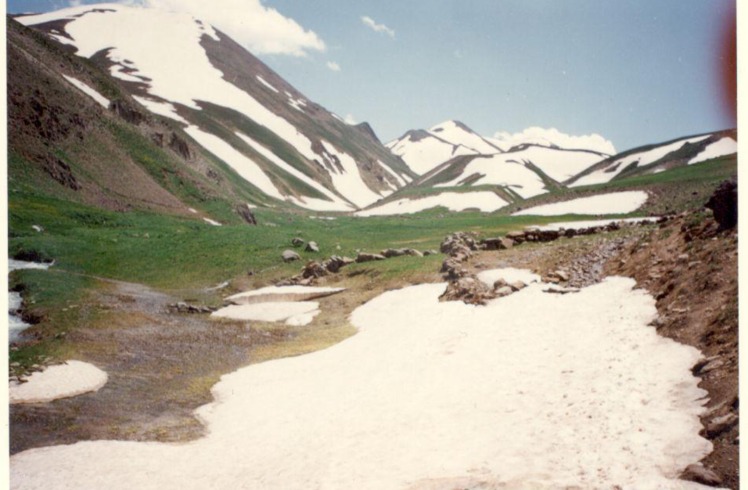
[5,3,739,489]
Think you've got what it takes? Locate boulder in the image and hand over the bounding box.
[439,276,496,305]
[705,412,738,438]
[282,250,301,262]
[680,464,723,487]
[291,237,305,247]
[403,248,423,257]
[510,281,526,291]
[322,255,354,273]
[495,286,514,297]
[355,252,386,263]
[506,231,526,243]
[236,205,257,225]
[705,178,737,230]
[381,248,407,258]
[440,232,478,257]
[423,250,439,256]
[305,241,320,253]
[300,261,327,279]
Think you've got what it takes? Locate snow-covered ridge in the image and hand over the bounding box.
[19,4,397,211]
[570,135,712,187]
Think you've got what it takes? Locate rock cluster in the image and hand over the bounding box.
[168,302,216,314]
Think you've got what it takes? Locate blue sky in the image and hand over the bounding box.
[8,0,736,152]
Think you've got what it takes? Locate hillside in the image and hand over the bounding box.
[13,4,415,213]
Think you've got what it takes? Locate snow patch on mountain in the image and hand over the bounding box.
[387,132,477,175]
[62,75,109,108]
[320,141,384,208]
[435,155,548,199]
[429,120,502,155]
[356,191,507,216]
[513,191,648,216]
[571,135,710,187]
[688,137,737,165]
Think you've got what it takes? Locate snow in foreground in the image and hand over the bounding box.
[513,191,648,216]
[535,217,659,231]
[10,361,108,404]
[11,275,712,489]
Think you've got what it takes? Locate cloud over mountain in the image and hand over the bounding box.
[492,127,616,155]
[141,0,326,56]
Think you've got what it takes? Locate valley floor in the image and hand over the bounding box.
[9,214,738,489]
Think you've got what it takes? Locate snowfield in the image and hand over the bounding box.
[355,191,508,216]
[10,361,108,404]
[212,301,320,326]
[428,120,502,155]
[513,191,648,216]
[10,275,713,489]
[226,285,344,304]
[688,137,737,165]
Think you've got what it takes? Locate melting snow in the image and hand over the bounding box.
[356,191,508,216]
[226,285,345,304]
[212,301,320,325]
[132,95,188,124]
[255,75,279,93]
[513,191,648,216]
[10,277,713,489]
[688,137,737,165]
[10,361,108,404]
[535,217,659,231]
[428,120,502,155]
[62,75,109,108]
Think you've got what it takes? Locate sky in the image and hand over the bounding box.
[7,0,737,152]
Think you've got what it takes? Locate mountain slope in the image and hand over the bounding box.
[17,3,415,211]
[567,130,737,188]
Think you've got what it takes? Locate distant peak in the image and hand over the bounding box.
[430,120,475,134]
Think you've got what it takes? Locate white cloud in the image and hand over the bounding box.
[492,127,617,155]
[361,15,395,38]
[140,0,326,57]
[344,114,357,125]
[326,61,341,72]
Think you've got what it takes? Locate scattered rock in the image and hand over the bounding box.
[423,250,439,256]
[282,250,301,262]
[439,276,496,305]
[305,241,320,253]
[510,281,526,291]
[168,302,215,314]
[681,464,723,487]
[291,237,305,247]
[495,286,513,297]
[355,252,386,263]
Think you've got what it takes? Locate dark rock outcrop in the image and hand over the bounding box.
[705,179,737,230]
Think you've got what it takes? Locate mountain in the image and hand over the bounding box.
[567,130,738,187]
[13,3,415,214]
[386,120,502,175]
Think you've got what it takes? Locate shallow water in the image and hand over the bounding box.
[7,259,51,343]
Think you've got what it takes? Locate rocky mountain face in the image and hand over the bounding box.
[12,3,415,215]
